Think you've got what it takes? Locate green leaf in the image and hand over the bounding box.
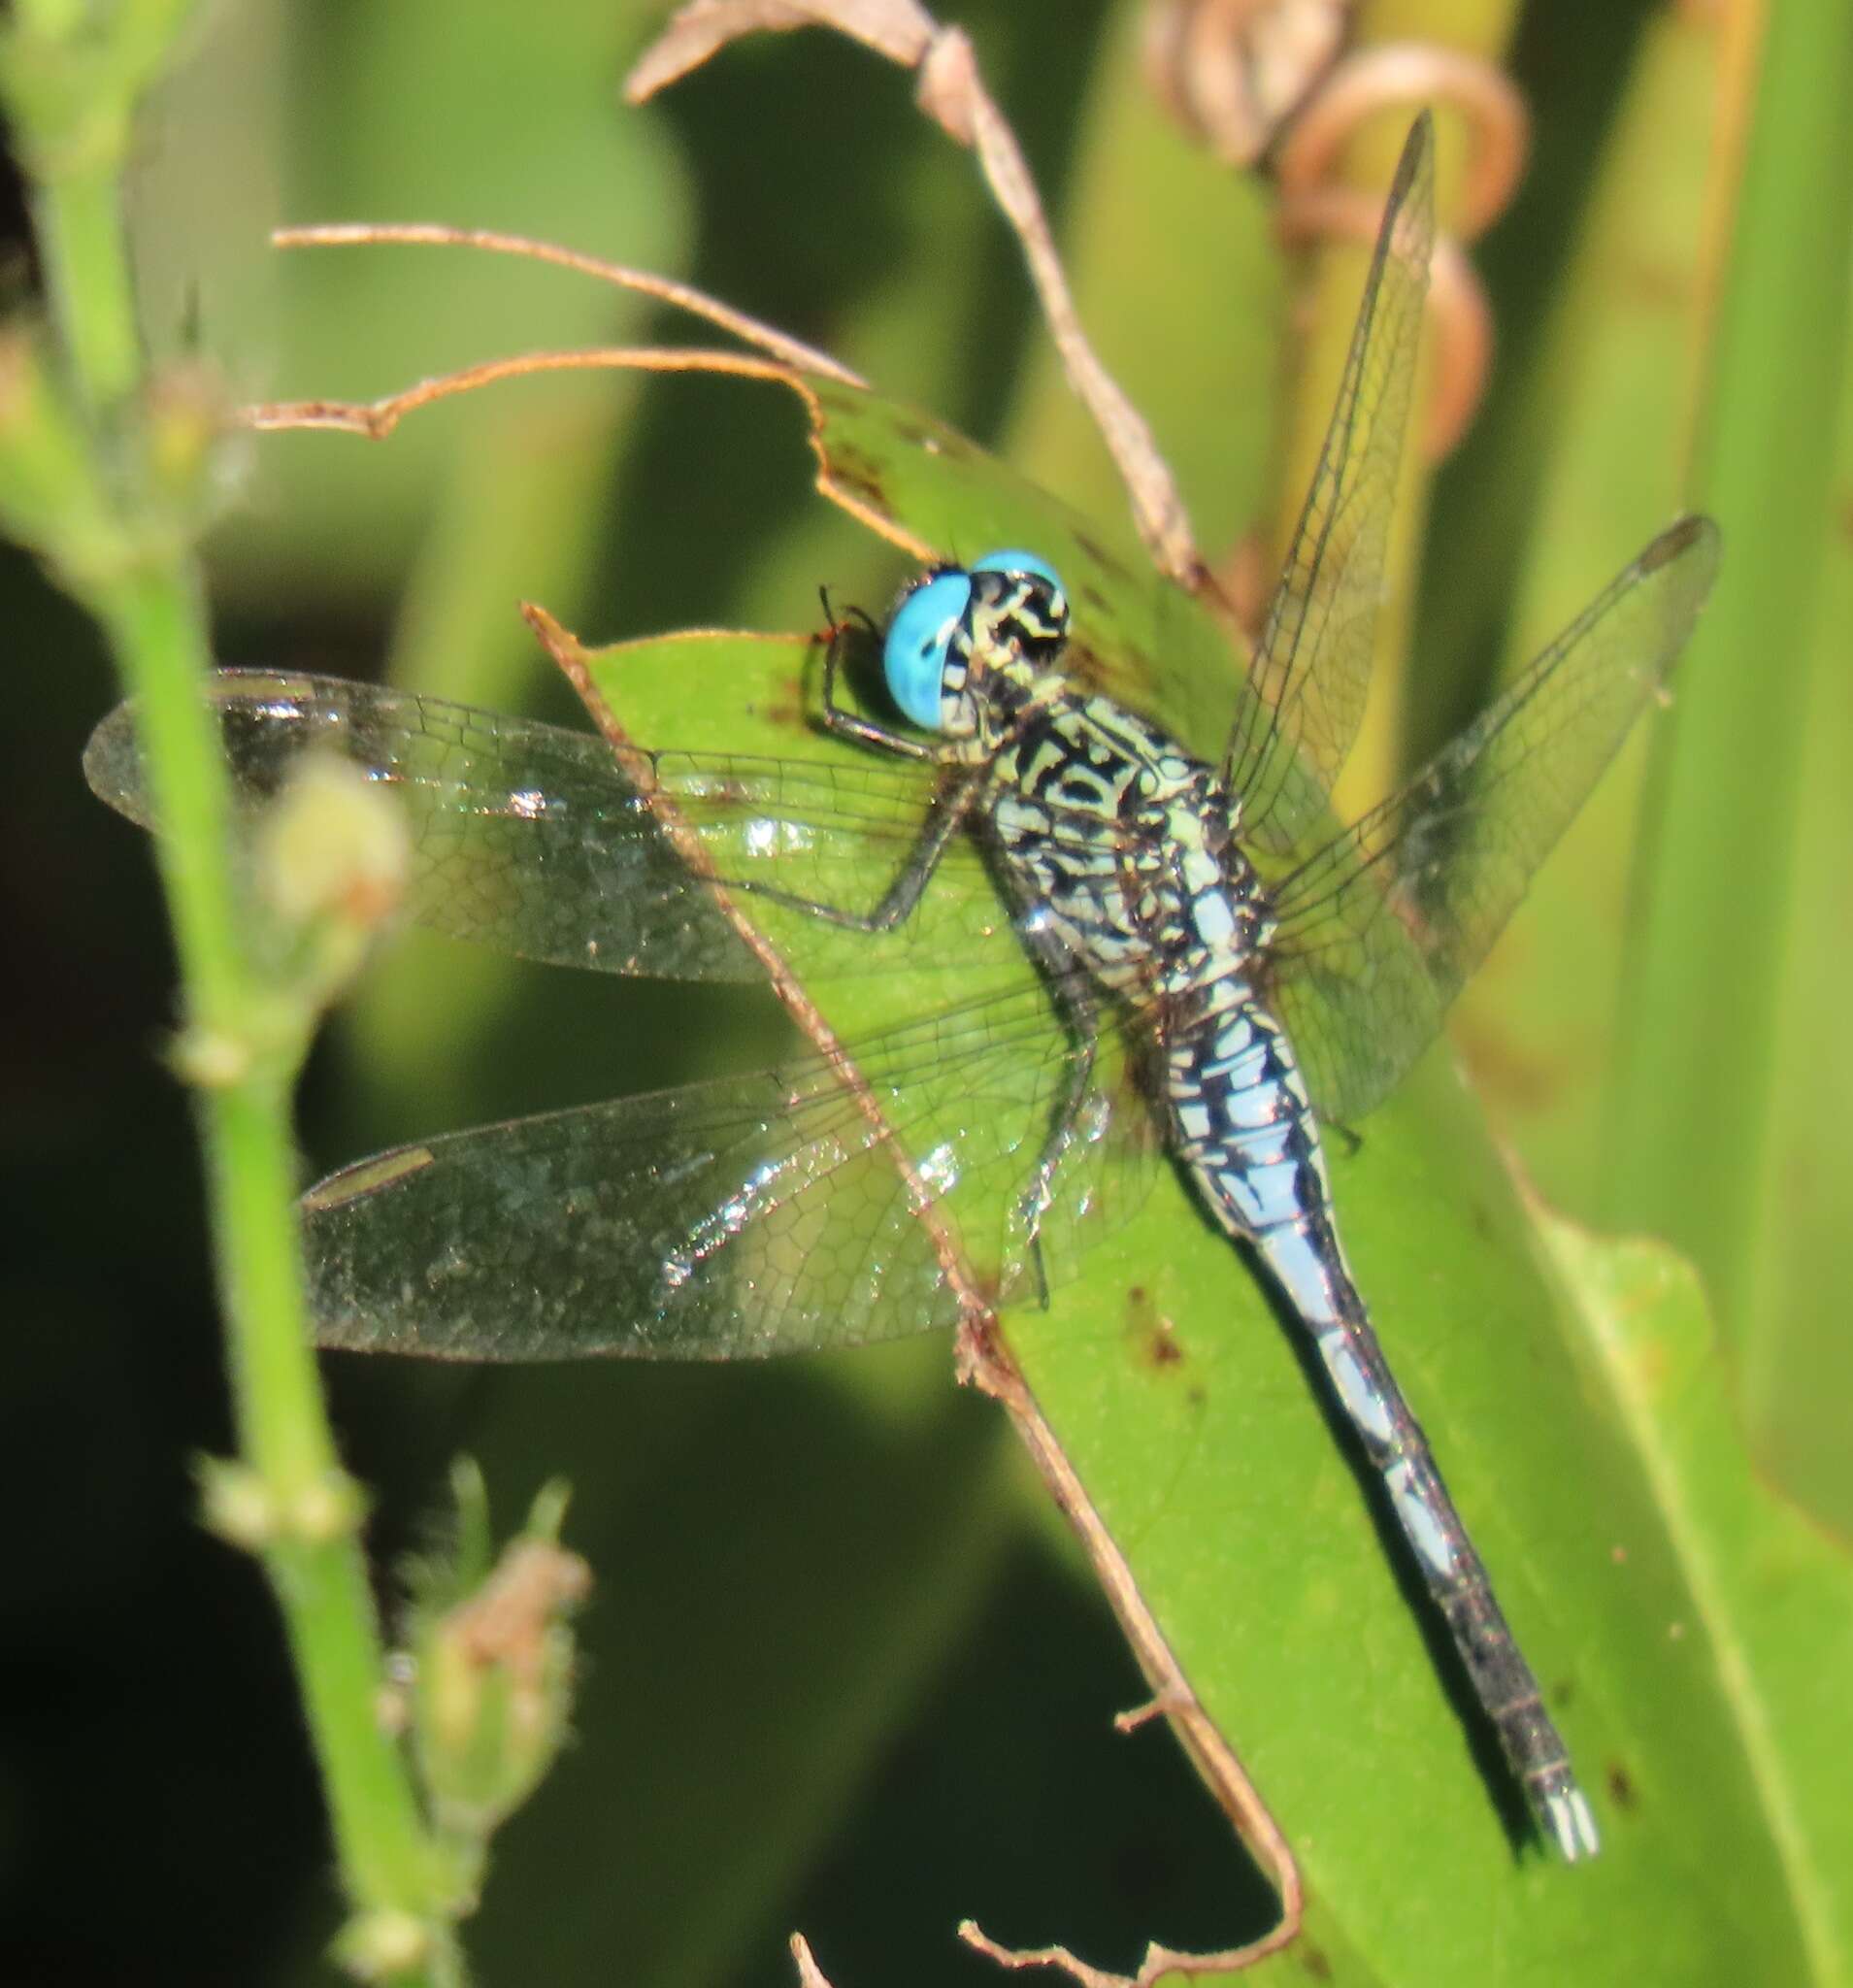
[1535,1215,1853,1986]
[1605,0,1853,1536]
[559,360,1827,1980]
[1438,13,1714,1210]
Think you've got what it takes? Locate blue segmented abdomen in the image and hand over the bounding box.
[968,646,1598,1859]
[1162,998,1598,1858]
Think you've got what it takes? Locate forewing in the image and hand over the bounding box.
[82,670,1013,980]
[1267,515,1721,1123]
[303,977,1161,1360]
[1224,112,1434,854]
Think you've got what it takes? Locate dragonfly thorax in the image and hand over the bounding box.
[986,688,1273,1014]
[883,549,1275,1010]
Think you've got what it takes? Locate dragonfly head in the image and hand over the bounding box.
[882,548,1068,736]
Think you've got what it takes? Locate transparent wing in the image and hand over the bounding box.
[82,670,1019,981]
[1266,515,1721,1123]
[1223,111,1435,854]
[302,975,1162,1360]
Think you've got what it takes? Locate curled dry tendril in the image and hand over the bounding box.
[1145,2,1530,459]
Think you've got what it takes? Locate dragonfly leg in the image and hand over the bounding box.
[728,771,988,934]
[1009,925,1103,1307]
[817,619,943,761]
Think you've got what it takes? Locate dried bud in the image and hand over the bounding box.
[409,1472,589,1839]
[144,359,245,517]
[331,1907,434,1981]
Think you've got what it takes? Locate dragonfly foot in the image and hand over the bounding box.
[1012,1179,1058,1309]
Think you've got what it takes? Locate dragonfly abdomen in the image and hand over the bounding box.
[1163,1005,1599,1858]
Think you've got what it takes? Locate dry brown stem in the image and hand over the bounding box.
[789,1933,840,1988]
[627,0,1204,586]
[245,347,805,440]
[270,222,862,383]
[1273,42,1528,240]
[948,1322,1302,1984]
[1146,18,1530,458]
[1143,0,1351,166]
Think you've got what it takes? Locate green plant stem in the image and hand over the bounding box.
[90,565,447,1988]
[205,1070,445,1912]
[26,137,452,1988]
[92,570,245,1012]
[32,165,143,412]
[1606,0,1853,1310]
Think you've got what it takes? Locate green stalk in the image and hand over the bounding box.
[4,18,455,1979]
[104,566,439,1928]
[32,163,143,412]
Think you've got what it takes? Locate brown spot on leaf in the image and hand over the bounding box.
[1451,1005,1579,1114]
[1124,1282,1185,1369]
[764,681,807,730]
[889,411,937,449]
[1606,1762,1637,1811]
[830,461,881,510]
[1072,527,1125,579]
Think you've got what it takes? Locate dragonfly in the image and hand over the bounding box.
[86,112,1719,1862]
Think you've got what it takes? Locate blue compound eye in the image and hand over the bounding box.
[882,569,973,731]
[971,547,1064,594]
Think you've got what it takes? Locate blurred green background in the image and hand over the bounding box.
[3,0,1848,1983]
